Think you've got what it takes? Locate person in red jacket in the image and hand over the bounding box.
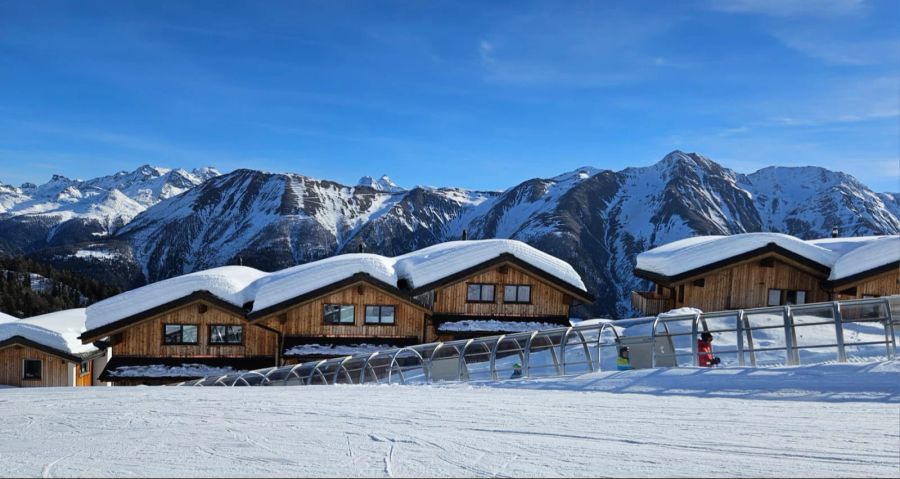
[698,332,721,367]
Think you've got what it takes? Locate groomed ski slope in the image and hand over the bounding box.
[0,362,898,478]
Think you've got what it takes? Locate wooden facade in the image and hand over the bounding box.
[431,263,572,319]
[633,249,900,316]
[833,269,900,301]
[0,344,71,388]
[254,280,428,344]
[108,299,277,359]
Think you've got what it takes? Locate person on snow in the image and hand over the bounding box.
[510,362,523,379]
[616,346,632,371]
[698,332,721,367]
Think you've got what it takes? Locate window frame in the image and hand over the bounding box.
[502,284,532,304]
[767,288,808,306]
[208,324,244,345]
[466,283,496,303]
[324,304,356,325]
[79,361,90,376]
[162,324,200,346]
[22,359,42,380]
[364,305,397,325]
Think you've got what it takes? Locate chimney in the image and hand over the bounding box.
[358,243,364,253]
[462,229,468,241]
[831,225,839,238]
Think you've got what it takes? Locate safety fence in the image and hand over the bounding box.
[175,296,898,387]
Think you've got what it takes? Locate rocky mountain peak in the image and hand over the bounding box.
[357,174,404,193]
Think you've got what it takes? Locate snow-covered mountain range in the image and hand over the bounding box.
[1,151,897,318]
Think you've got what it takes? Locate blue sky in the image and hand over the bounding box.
[0,0,898,192]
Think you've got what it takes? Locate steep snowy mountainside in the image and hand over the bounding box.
[3,151,897,318]
[740,166,900,238]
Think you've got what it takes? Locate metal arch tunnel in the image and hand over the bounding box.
[177,296,898,387]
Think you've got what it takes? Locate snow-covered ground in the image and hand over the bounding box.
[0,361,897,477]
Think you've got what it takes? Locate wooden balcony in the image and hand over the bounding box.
[631,291,674,316]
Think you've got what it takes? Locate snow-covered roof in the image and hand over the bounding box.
[437,319,563,333]
[828,236,900,281]
[86,266,267,332]
[637,233,898,282]
[0,312,16,324]
[251,254,398,313]
[86,240,588,330]
[0,309,96,357]
[394,239,587,292]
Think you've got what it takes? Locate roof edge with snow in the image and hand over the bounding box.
[247,272,428,321]
[0,335,83,363]
[80,290,249,343]
[635,241,833,284]
[408,253,593,302]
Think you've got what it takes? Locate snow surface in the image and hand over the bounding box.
[0,309,95,356]
[86,266,267,331]
[0,361,896,477]
[251,254,397,312]
[828,236,900,280]
[393,239,587,291]
[106,364,235,378]
[437,320,562,332]
[284,343,396,357]
[636,233,839,277]
[637,232,900,280]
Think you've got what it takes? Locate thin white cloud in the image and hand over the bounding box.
[707,0,867,17]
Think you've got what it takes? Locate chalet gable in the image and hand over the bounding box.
[407,253,594,303]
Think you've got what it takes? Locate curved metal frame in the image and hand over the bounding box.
[178,296,898,387]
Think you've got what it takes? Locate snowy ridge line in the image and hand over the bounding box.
[636,232,899,281]
[174,296,898,388]
[85,239,588,331]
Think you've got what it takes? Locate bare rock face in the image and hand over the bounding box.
[2,152,897,318]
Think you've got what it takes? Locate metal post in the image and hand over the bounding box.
[457,339,474,382]
[736,310,746,367]
[559,328,572,376]
[832,302,847,363]
[742,312,757,367]
[650,315,660,368]
[522,331,538,378]
[691,313,700,367]
[782,306,799,366]
[488,335,505,380]
[885,298,897,359]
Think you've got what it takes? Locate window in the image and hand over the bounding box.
[23,359,42,380]
[365,305,396,324]
[767,289,782,306]
[163,324,199,345]
[466,283,495,302]
[503,285,532,303]
[209,325,243,345]
[80,361,89,375]
[324,304,355,324]
[767,289,807,306]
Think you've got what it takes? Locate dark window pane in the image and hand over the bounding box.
[381,306,395,324]
[164,325,182,344]
[365,306,380,324]
[226,326,242,344]
[767,289,782,306]
[210,325,226,343]
[23,359,41,380]
[339,305,355,324]
[518,286,531,303]
[182,325,198,343]
[467,284,481,301]
[80,362,89,374]
[504,285,517,302]
[324,304,341,323]
[482,284,495,301]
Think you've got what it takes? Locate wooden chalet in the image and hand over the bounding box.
[80,267,278,385]
[81,241,593,383]
[632,233,900,316]
[0,309,107,388]
[407,252,594,340]
[249,271,430,363]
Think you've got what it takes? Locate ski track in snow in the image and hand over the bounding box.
[0,362,898,477]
